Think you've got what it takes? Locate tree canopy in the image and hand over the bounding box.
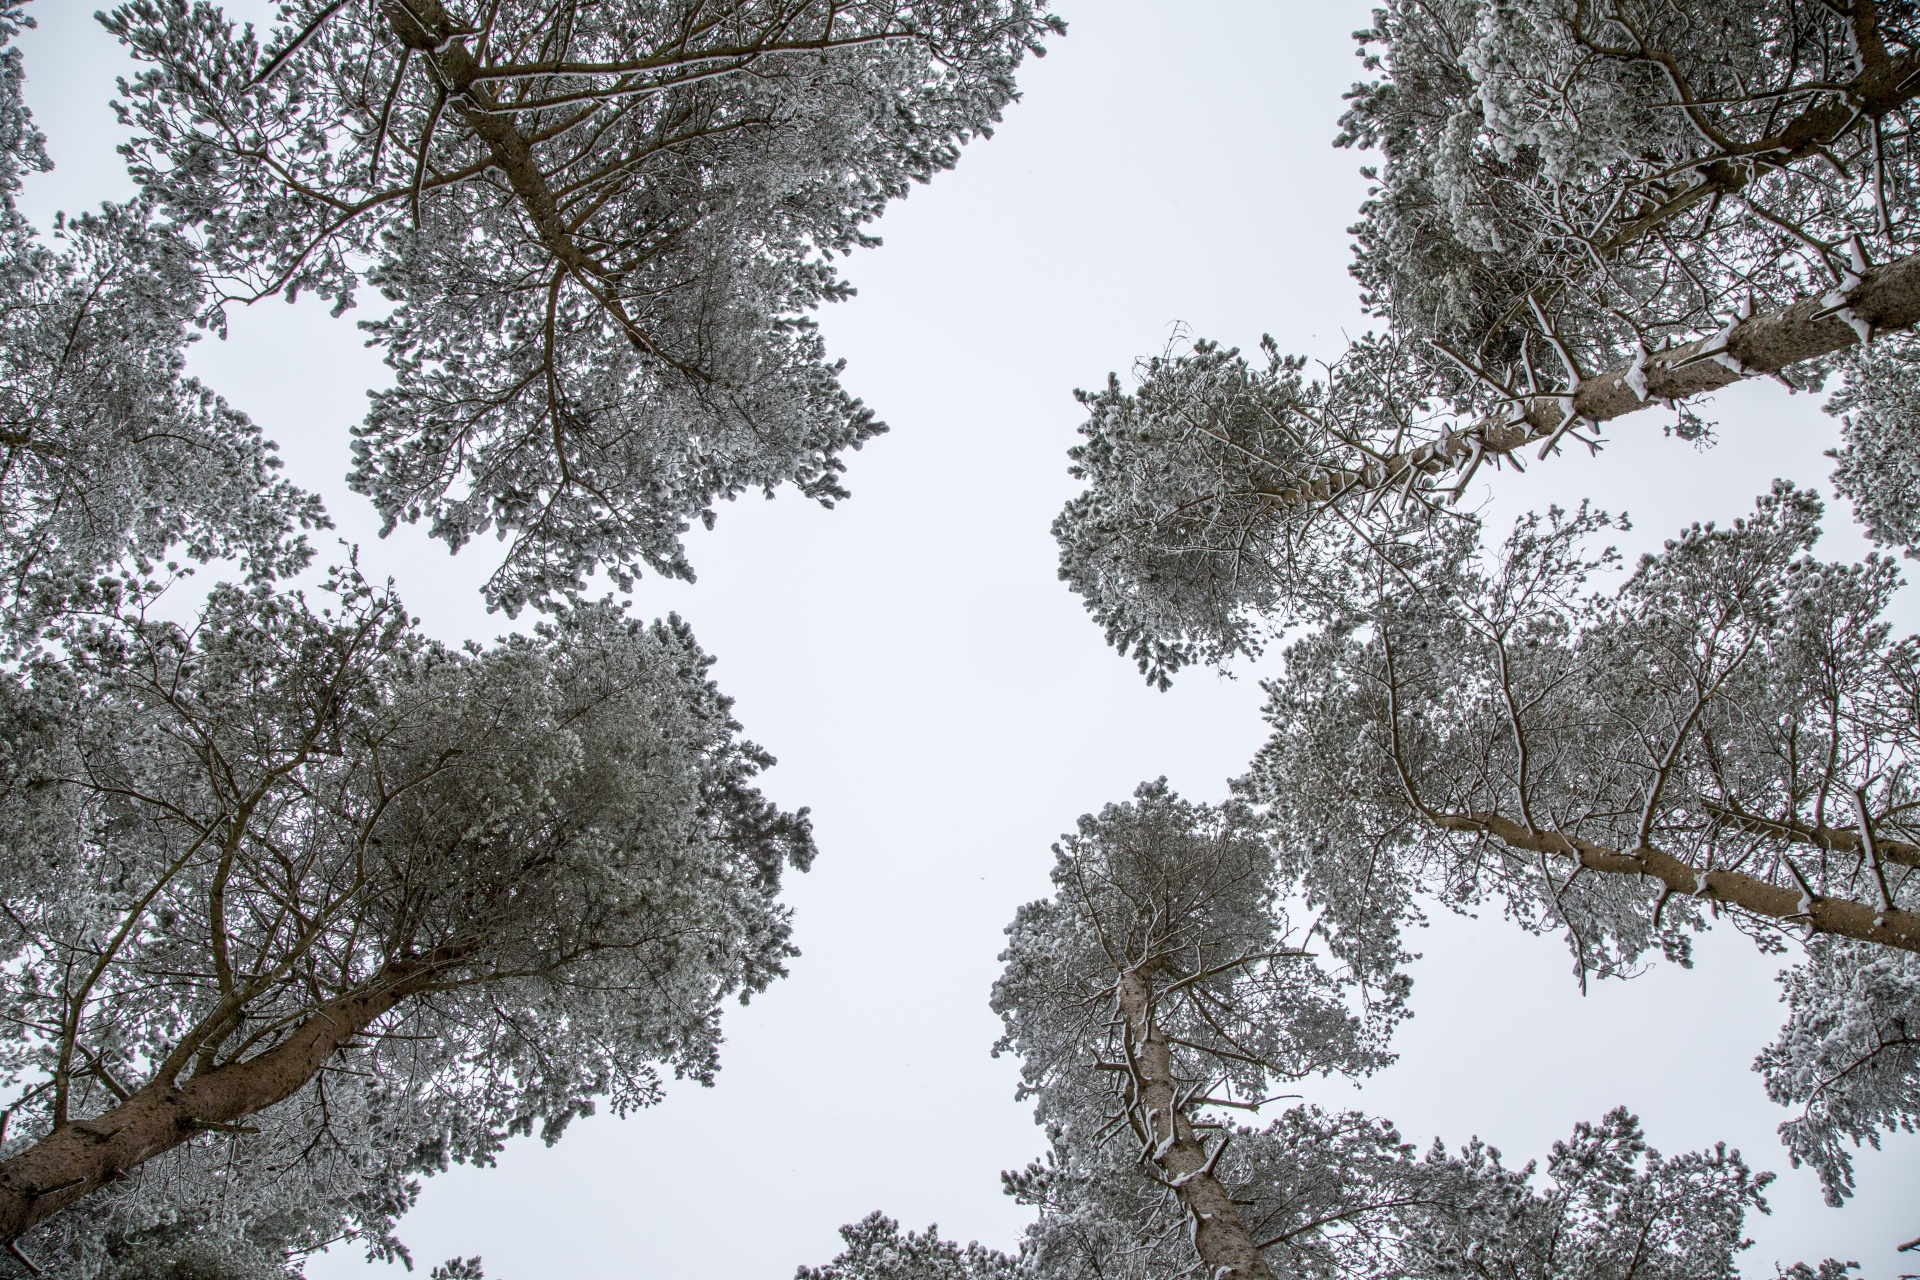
[1054,0,1920,608]
[806,784,1806,1280]
[0,573,814,1270]
[5,0,1915,1274]
[106,0,1060,611]
[1046,0,1920,1266]
[0,4,323,650]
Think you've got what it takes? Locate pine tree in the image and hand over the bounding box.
[1054,2,1920,577]
[0,571,814,1265]
[103,0,1061,612]
[0,5,323,648]
[808,785,1817,1280]
[989,781,1401,1279]
[798,1213,1018,1280]
[0,2,1066,1266]
[1047,17,1920,1185]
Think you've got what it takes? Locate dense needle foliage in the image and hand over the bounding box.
[106,0,1060,610]
[0,573,814,1273]
[806,787,1796,1280]
[1046,0,1920,1261]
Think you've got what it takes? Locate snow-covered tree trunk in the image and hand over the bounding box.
[0,579,815,1260]
[373,0,643,335]
[992,784,1401,1279]
[987,786,1803,1277]
[1113,965,1273,1280]
[107,0,1060,611]
[1266,244,1920,517]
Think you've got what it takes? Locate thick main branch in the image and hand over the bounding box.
[1592,45,1920,256]
[0,961,433,1244]
[381,0,607,280]
[1430,811,1920,954]
[1270,247,1920,514]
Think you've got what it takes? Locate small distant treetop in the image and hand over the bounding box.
[797,1213,1018,1280]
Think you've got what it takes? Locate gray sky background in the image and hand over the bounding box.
[17,2,1919,1276]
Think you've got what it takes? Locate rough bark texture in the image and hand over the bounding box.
[1115,967,1274,1280]
[0,964,428,1244]
[1703,803,1920,870]
[1431,812,1920,954]
[1270,247,1920,513]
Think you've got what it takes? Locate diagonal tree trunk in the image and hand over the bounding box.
[374,0,835,369]
[0,962,432,1245]
[378,0,622,282]
[1427,811,1920,954]
[1269,247,1920,515]
[1115,966,1273,1280]
[1572,41,1920,262]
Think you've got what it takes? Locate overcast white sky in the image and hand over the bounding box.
[17,2,1920,1276]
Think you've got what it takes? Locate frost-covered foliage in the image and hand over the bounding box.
[31,1075,427,1279]
[1391,1108,1771,1280]
[104,0,1062,612]
[1758,939,1920,1206]
[0,572,813,1264]
[1008,1104,1776,1280]
[0,2,41,216]
[798,784,1827,1280]
[1248,482,1920,976]
[1827,331,1920,556]
[990,782,1405,1279]
[1057,2,1920,579]
[1340,0,1920,386]
[1236,481,1920,1188]
[833,1111,1794,1280]
[991,781,1401,1144]
[1007,1104,1421,1280]
[1055,336,1445,685]
[1055,338,1308,684]
[0,15,322,643]
[796,1213,1017,1280]
[0,207,327,629]
[980,784,1803,1279]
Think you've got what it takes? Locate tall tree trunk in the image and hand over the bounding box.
[1115,966,1274,1280]
[0,964,428,1245]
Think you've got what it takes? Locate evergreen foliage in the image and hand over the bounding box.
[104,0,1061,611]
[0,571,813,1271]
[1046,3,1920,1262]
[811,787,1815,1280]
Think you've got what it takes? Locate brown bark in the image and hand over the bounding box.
[0,963,430,1245]
[1430,811,1920,954]
[1269,246,1920,515]
[1115,967,1274,1280]
[1701,802,1920,870]
[380,0,599,275]
[377,0,709,373]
